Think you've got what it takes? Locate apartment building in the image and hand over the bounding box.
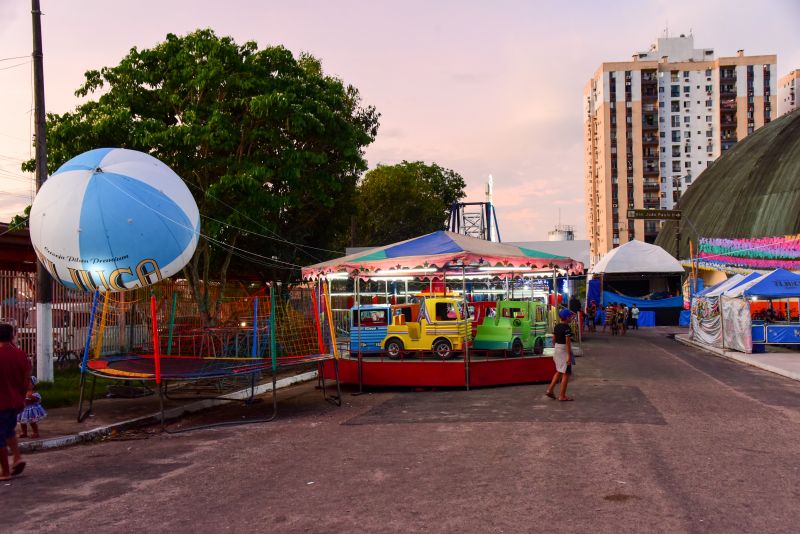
[778,69,799,116]
[584,35,776,263]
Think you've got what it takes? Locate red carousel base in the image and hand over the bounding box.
[321,355,555,388]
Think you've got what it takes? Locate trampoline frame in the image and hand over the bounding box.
[76,283,342,432]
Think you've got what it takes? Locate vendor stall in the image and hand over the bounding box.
[720,268,800,353]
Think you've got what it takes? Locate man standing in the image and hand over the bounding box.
[545,309,574,402]
[0,323,30,481]
[568,294,582,333]
[630,304,640,330]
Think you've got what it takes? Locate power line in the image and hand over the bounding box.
[97,173,304,269]
[0,55,29,63]
[0,60,31,72]
[182,179,343,259]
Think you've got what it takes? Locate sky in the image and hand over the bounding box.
[1,0,798,242]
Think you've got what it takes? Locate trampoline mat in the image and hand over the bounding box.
[86,353,332,380]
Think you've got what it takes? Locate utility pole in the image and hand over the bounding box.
[32,0,53,382]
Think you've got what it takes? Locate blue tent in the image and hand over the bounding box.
[742,268,800,298]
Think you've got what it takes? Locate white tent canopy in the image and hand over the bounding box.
[705,274,745,297]
[590,240,684,275]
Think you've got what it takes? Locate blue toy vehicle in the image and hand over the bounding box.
[349,304,392,355]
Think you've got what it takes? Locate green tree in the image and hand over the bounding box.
[354,161,466,246]
[23,29,379,323]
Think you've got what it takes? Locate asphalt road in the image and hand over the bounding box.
[3,328,800,533]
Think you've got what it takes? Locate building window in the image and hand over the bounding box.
[671,71,679,82]
[671,131,681,142]
[672,161,681,172]
[705,69,712,77]
[705,99,713,107]
[684,131,691,138]
[706,115,712,122]
[671,85,680,97]
[705,85,713,93]
[671,100,680,112]
[672,145,680,157]
[671,116,680,127]
[683,85,690,93]
[683,116,690,124]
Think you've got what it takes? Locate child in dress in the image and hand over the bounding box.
[18,376,46,439]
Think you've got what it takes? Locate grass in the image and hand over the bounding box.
[37,367,117,410]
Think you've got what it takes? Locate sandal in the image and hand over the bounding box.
[558,396,574,402]
[545,391,556,399]
[11,461,26,476]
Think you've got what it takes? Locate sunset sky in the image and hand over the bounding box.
[1,0,798,242]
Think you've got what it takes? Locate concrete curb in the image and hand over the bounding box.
[20,370,318,452]
[674,334,800,382]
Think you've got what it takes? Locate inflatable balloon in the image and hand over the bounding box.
[29,148,200,292]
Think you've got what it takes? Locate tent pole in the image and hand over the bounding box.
[462,264,470,391]
[354,276,364,395]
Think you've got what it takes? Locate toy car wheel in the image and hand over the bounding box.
[511,338,524,357]
[385,338,404,360]
[533,337,544,355]
[433,339,452,360]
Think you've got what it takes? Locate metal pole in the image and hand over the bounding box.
[32,0,53,382]
[356,276,363,394]
[462,265,470,390]
[675,221,681,261]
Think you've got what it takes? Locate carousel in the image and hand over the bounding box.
[303,231,584,389]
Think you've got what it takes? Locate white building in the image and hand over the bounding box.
[584,34,777,262]
[778,69,799,116]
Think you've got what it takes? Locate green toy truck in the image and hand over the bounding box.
[472,300,548,356]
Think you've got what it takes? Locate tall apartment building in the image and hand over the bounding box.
[584,35,776,263]
[778,69,799,116]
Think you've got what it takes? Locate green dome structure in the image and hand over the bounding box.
[656,110,800,258]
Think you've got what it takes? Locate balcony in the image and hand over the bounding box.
[721,115,737,127]
[643,181,660,192]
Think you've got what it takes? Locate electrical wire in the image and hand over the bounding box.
[182,179,343,258]
[0,60,31,72]
[96,173,304,270]
[0,55,29,63]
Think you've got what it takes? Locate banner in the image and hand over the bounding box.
[720,297,752,353]
[691,296,722,347]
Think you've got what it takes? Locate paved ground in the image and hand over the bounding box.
[3,328,800,533]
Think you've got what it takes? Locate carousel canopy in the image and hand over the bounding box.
[302,231,583,279]
[590,240,683,275]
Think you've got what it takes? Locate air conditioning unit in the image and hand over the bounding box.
[612,203,618,208]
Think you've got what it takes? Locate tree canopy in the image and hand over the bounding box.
[26,29,379,320]
[353,161,466,246]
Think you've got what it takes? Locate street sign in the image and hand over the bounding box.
[626,209,681,220]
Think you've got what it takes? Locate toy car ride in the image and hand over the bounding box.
[381,295,470,359]
[472,300,548,356]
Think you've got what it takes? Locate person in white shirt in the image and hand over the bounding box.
[630,305,640,330]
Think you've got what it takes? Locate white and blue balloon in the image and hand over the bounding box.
[29,148,200,292]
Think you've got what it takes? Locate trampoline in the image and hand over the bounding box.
[86,353,334,381]
[77,283,341,431]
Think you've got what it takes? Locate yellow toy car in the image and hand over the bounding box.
[381,296,470,359]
